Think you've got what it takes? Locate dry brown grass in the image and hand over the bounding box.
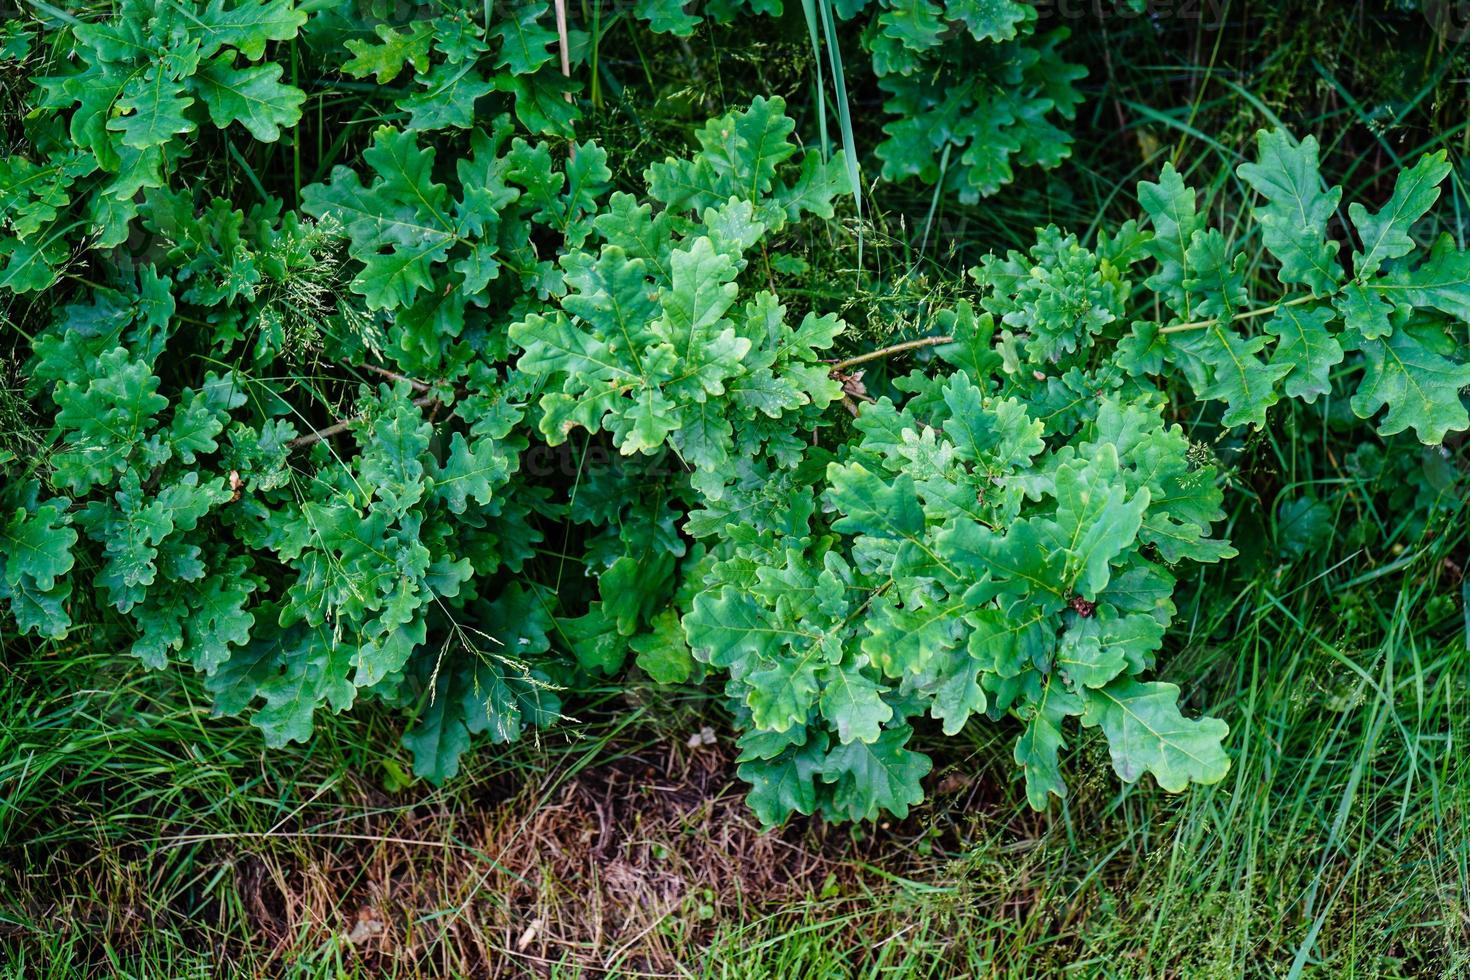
[231,742,856,975]
[0,654,1046,979]
[2,731,1006,978]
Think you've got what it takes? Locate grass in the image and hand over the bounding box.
[3,2,1470,977]
[2,443,1466,975]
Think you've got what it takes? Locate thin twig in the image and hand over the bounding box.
[829,335,954,372]
[288,394,438,449]
[1158,294,1319,335]
[359,363,433,393]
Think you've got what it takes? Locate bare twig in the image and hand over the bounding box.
[288,394,439,450]
[1158,294,1318,335]
[829,335,954,372]
[359,363,433,393]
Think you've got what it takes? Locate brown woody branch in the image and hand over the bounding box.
[829,335,955,372]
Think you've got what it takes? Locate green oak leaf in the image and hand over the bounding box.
[1051,446,1149,597]
[108,47,201,149]
[820,658,894,743]
[738,734,827,827]
[341,23,433,83]
[491,1,561,74]
[925,647,988,736]
[433,433,511,514]
[1350,150,1451,278]
[947,0,1031,41]
[401,62,496,131]
[821,725,932,822]
[1334,281,1394,343]
[193,55,305,141]
[2,499,77,592]
[1236,130,1343,295]
[1139,162,1202,314]
[1351,323,1470,444]
[1382,233,1470,322]
[1264,301,1343,403]
[1081,679,1230,792]
[1015,675,1083,809]
[1174,322,1292,429]
[630,608,694,684]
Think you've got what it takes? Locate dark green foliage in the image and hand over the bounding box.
[635,0,1085,202]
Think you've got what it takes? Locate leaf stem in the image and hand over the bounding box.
[830,335,955,372]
